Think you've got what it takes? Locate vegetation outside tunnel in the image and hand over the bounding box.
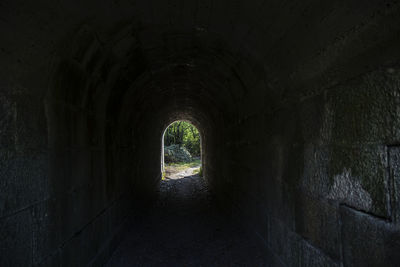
[164,121,201,160]
[163,121,202,177]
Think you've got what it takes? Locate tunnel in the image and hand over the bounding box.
[1,1,400,266]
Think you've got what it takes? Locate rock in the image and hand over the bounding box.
[164,144,192,163]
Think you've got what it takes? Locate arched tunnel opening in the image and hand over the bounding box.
[2,1,400,266]
[161,120,202,177]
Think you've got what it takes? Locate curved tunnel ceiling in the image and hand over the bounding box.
[39,0,400,164]
[39,2,398,90]
[35,0,400,177]
[3,1,399,111]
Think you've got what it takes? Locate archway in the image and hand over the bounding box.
[161,120,202,180]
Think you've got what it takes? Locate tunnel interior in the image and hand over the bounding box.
[2,1,400,266]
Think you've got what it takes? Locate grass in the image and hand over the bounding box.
[192,166,203,176]
[165,159,201,171]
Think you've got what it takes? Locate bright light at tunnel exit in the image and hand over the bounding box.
[161,121,202,180]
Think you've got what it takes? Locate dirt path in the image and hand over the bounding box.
[164,163,200,179]
[106,166,269,266]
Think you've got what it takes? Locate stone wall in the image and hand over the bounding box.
[220,58,400,267]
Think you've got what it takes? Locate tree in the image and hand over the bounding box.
[164,121,200,157]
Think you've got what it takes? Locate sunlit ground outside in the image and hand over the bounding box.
[163,159,201,180]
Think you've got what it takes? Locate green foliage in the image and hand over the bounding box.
[164,121,200,157]
[193,166,203,177]
[167,159,201,170]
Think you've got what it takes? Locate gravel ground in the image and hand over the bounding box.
[106,168,269,267]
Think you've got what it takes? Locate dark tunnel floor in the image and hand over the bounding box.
[106,172,269,266]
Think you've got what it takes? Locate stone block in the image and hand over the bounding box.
[32,184,103,265]
[388,146,400,224]
[301,144,331,197]
[299,94,327,144]
[327,71,400,145]
[268,217,291,260]
[0,149,49,217]
[290,235,339,267]
[32,196,70,265]
[60,226,92,267]
[0,94,16,150]
[327,145,389,217]
[295,194,341,260]
[0,210,32,266]
[14,94,48,151]
[340,205,400,267]
[34,250,61,267]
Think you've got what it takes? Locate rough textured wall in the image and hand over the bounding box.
[259,69,400,266]
[1,25,139,266]
[219,37,400,267]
